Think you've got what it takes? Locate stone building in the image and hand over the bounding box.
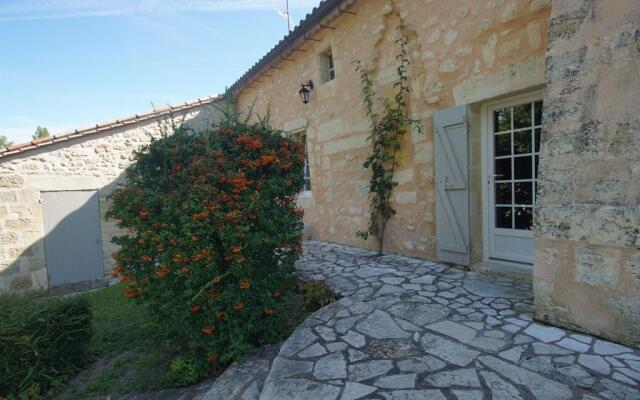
[0,97,223,291]
[229,0,639,347]
[0,0,638,347]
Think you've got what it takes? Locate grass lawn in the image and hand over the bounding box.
[55,284,179,399]
[54,280,334,399]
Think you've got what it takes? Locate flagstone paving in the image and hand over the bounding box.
[204,241,640,399]
[255,241,640,400]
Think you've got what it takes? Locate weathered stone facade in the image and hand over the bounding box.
[0,102,221,291]
[2,0,638,349]
[232,0,640,346]
[534,0,640,347]
[234,0,551,261]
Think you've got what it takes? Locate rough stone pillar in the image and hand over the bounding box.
[534,0,640,347]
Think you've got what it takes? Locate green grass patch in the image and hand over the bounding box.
[55,280,335,399]
[55,284,175,399]
[86,283,156,355]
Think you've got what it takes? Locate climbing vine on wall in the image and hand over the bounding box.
[355,9,422,256]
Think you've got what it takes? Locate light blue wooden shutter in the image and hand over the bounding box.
[434,105,470,265]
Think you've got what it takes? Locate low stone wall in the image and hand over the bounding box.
[534,0,640,347]
[0,103,221,291]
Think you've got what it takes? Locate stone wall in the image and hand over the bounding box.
[0,103,221,291]
[534,0,640,347]
[235,0,551,259]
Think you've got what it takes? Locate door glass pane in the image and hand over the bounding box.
[514,156,532,179]
[514,182,533,205]
[515,207,533,230]
[494,133,511,156]
[496,207,513,229]
[495,158,512,180]
[534,101,543,126]
[492,99,542,234]
[513,103,532,129]
[495,182,512,205]
[514,130,532,154]
[494,108,511,132]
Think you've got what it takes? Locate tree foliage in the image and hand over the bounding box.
[33,126,50,140]
[355,11,422,256]
[0,135,12,149]
[106,110,305,374]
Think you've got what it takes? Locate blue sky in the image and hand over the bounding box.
[0,0,318,144]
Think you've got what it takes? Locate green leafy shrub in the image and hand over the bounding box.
[0,293,93,398]
[168,356,201,386]
[106,110,305,376]
[300,280,336,309]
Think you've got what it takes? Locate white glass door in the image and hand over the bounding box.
[486,95,542,264]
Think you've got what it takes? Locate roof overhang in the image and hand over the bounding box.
[228,0,356,97]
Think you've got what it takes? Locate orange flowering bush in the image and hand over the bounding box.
[106,111,305,373]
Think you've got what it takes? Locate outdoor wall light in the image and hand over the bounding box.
[298,80,314,104]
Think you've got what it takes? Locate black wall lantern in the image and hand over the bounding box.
[298,80,314,104]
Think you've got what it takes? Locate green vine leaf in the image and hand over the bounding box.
[354,3,423,256]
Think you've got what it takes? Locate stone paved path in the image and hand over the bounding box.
[258,241,640,400]
[204,344,280,400]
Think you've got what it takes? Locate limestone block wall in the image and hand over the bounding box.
[0,104,221,291]
[534,0,640,347]
[235,0,551,260]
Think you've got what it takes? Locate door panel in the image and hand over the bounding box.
[434,105,470,265]
[487,97,542,264]
[42,190,104,286]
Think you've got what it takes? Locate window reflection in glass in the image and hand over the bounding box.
[495,158,512,180]
[494,108,511,132]
[514,130,532,155]
[495,182,512,205]
[514,156,532,180]
[534,101,543,126]
[494,133,511,157]
[496,207,513,229]
[515,207,533,230]
[492,99,542,231]
[513,103,532,129]
[514,182,533,205]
